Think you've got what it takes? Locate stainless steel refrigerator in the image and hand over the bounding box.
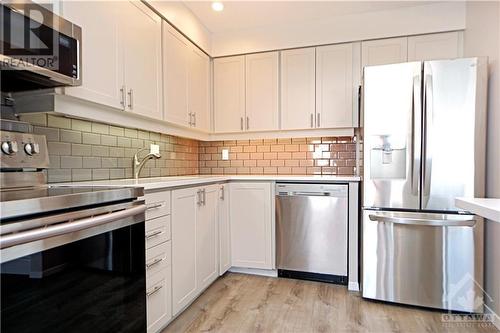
[362,57,488,313]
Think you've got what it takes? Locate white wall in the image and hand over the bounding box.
[149,1,212,53]
[211,2,466,56]
[464,0,500,323]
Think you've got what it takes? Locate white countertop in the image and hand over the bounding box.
[455,198,500,222]
[56,175,361,191]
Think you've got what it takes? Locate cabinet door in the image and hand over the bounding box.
[196,185,219,291]
[245,52,279,131]
[218,184,231,275]
[122,1,162,119]
[189,47,210,132]
[171,187,199,315]
[229,182,272,269]
[361,37,408,68]
[146,266,172,333]
[281,48,316,130]
[62,1,124,110]
[316,43,354,128]
[408,32,463,61]
[213,56,245,133]
[163,23,189,126]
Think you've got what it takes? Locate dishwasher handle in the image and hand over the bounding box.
[277,191,345,197]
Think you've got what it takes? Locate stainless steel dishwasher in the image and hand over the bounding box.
[276,183,348,284]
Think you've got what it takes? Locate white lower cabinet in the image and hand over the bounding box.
[229,182,273,270]
[146,242,172,333]
[218,184,231,275]
[171,187,198,315]
[147,266,172,333]
[144,191,173,333]
[196,185,219,291]
[171,184,219,316]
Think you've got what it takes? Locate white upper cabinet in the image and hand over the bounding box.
[316,43,355,128]
[280,48,316,130]
[214,56,246,133]
[229,182,273,270]
[245,52,279,132]
[163,23,189,126]
[408,31,463,61]
[62,1,124,110]
[122,1,162,120]
[188,48,211,132]
[163,23,210,131]
[62,1,161,119]
[361,37,408,68]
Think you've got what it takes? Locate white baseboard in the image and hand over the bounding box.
[229,267,278,277]
[485,304,500,330]
[348,282,360,292]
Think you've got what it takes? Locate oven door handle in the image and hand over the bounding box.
[0,204,146,249]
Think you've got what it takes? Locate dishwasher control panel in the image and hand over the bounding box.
[275,183,348,197]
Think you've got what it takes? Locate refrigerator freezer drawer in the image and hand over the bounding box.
[362,209,484,312]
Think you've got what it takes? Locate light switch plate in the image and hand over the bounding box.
[222,149,229,160]
[150,144,160,155]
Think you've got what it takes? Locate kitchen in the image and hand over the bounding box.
[0,1,499,332]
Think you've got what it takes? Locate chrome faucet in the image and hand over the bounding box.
[133,147,161,179]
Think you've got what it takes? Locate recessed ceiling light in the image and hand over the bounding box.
[211,1,224,12]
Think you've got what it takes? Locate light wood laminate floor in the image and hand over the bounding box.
[163,273,499,333]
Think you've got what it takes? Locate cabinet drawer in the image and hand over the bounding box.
[146,266,172,333]
[146,215,171,249]
[146,241,171,283]
[145,191,171,220]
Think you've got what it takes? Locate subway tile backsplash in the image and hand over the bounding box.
[21,114,199,183]
[199,137,357,176]
[20,115,359,181]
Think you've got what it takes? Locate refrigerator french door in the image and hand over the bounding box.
[362,58,487,313]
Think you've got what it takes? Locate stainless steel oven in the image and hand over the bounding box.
[0,129,147,333]
[1,200,147,333]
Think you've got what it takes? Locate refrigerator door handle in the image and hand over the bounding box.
[422,70,434,200]
[368,214,476,227]
[411,74,422,196]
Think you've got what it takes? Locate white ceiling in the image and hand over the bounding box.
[183,1,437,33]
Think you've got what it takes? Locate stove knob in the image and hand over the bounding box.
[1,141,18,155]
[24,143,36,155]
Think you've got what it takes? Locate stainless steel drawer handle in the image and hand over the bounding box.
[146,285,163,297]
[146,203,163,210]
[368,214,476,227]
[146,257,164,269]
[145,230,163,239]
[0,205,146,249]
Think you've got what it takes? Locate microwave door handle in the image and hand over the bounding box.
[368,214,476,227]
[0,204,146,249]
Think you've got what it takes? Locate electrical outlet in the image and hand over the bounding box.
[150,144,160,155]
[222,149,229,160]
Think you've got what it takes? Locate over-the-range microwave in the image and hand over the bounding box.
[1,1,82,92]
